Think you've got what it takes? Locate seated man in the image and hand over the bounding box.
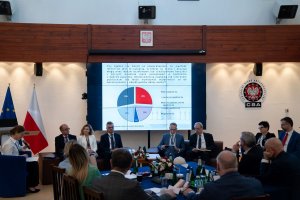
[182,150,264,200]
[232,131,263,177]
[92,148,175,200]
[186,122,216,163]
[157,122,185,159]
[258,138,300,199]
[279,117,300,159]
[98,121,123,170]
[55,124,77,159]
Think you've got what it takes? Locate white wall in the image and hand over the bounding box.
[7,0,300,25]
[1,62,299,153]
[0,62,87,153]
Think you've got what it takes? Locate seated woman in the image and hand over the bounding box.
[1,125,40,193]
[58,140,77,171]
[68,144,101,200]
[77,124,98,156]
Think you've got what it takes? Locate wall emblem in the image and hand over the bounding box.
[240,79,266,108]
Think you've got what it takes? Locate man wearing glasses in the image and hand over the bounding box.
[98,121,123,170]
[255,121,275,148]
[55,124,77,159]
[157,122,185,159]
[186,122,216,162]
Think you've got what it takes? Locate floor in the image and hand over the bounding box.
[0,184,53,200]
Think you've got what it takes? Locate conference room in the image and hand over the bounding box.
[1,0,300,200]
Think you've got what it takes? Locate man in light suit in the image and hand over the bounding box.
[157,122,185,159]
[182,150,264,200]
[92,148,175,200]
[98,121,123,170]
[279,117,300,159]
[55,124,77,159]
[186,122,216,162]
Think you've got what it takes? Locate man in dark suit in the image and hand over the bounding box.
[255,121,276,148]
[157,122,185,159]
[55,124,77,159]
[98,121,123,170]
[182,150,264,200]
[92,148,175,200]
[259,138,300,200]
[279,117,300,159]
[232,131,263,177]
[186,122,216,162]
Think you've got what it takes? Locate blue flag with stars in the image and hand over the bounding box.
[0,86,18,127]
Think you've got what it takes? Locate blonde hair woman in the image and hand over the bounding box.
[77,124,98,156]
[68,144,100,200]
[58,140,77,170]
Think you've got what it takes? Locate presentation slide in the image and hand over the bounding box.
[101,63,192,130]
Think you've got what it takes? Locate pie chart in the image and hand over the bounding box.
[117,87,152,122]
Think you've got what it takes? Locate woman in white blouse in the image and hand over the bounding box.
[77,124,98,157]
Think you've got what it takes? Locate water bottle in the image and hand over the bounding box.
[185,167,190,182]
[194,175,202,193]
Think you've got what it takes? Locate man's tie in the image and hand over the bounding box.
[110,135,115,149]
[282,132,289,146]
[196,135,200,149]
[171,134,175,146]
[64,136,68,144]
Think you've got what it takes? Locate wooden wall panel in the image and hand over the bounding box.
[90,25,204,50]
[0,23,88,62]
[206,25,300,62]
[1,23,300,63]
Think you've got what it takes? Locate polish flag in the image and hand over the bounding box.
[23,88,48,155]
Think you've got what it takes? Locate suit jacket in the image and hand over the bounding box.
[188,132,216,152]
[259,151,300,187]
[279,130,300,159]
[55,133,77,158]
[157,133,185,152]
[98,133,123,157]
[238,145,263,177]
[255,132,276,147]
[187,171,264,200]
[92,171,170,200]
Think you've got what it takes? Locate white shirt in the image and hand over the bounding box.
[196,133,206,149]
[108,133,115,149]
[1,137,20,156]
[169,134,176,146]
[77,135,98,152]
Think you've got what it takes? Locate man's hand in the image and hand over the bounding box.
[182,188,194,197]
[232,141,240,153]
[263,151,272,160]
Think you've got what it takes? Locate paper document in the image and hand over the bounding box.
[26,157,39,162]
[147,154,160,160]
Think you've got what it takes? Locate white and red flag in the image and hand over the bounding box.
[23,87,48,154]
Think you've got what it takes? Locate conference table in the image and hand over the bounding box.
[101,162,215,199]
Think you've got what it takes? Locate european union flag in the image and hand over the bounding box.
[0,86,18,127]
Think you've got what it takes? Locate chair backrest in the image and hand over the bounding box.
[52,166,66,200]
[62,174,80,200]
[232,194,271,200]
[83,186,104,200]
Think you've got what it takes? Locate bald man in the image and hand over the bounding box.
[183,150,264,200]
[259,138,300,194]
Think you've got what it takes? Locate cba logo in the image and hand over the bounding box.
[240,80,266,108]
